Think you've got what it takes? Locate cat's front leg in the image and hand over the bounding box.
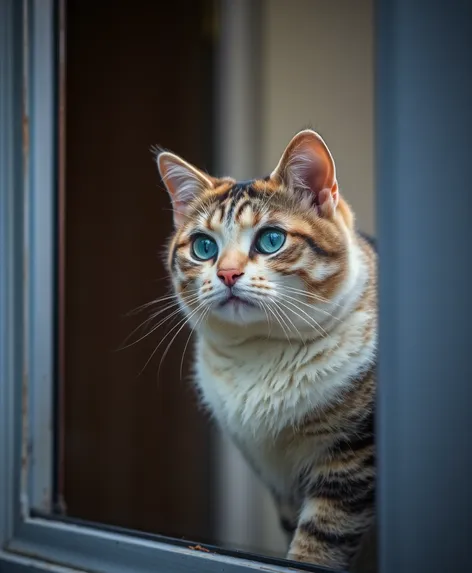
[287,475,375,570]
[287,498,373,569]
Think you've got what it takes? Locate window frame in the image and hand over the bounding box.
[3,0,472,572]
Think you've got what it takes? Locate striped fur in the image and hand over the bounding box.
[156,130,377,570]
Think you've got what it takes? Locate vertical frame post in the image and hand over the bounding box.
[0,0,24,545]
[376,1,472,572]
[26,0,56,514]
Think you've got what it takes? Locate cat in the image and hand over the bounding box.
[155,129,377,571]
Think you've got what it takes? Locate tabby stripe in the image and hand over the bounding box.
[224,184,256,221]
[179,261,200,274]
[273,244,303,264]
[299,521,361,547]
[171,245,178,271]
[346,403,376,429]
[333,433,374,456]
[344,487,376,512]
[234,200,252,222]
[307,475,375,508]
[217,205,226,224]
[244,185,258,199]
[290,232,333,257]
[171,240,190,271]
[225,197,237,221]
[331,412,375,456]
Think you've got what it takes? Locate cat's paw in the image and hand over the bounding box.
[287,551,313,563]
[287,550,344,570]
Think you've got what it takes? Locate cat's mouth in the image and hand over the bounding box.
[219,294,255,308]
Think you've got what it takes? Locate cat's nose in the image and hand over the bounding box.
[217,268,244,287]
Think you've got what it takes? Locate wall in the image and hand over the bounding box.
[261,0,375,235]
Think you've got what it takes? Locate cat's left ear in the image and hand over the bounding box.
[156,151,215,227]
[271,129,338,217]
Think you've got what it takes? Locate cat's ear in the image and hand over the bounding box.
[271,129,338,217]
[156,151,214,227]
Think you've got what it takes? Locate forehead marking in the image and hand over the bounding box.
[207,206,223,231]
[225,181,257,223]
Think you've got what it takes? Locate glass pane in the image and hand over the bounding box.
[50,1,377,571]
[56,0,215,541]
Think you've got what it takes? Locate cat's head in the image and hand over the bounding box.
[156,129,359,335]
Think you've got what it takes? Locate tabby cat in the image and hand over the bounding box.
[155,129,377,570]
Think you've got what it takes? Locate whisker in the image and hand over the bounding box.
[300,278,345,308]
[120,305,186,352]
[179,303,211,380]
[274,301,305,343]
[276,289,341,322]
[118,306,178,351]
[274,283,343,309]
[257,300,271,338]
[156,300,209,380]
[274,303,294,344]
[275,297,328,338]
[119,293,201,351]
[266,298,292,345]
[276,298,323,338]
[264,302,283,338]
[125,295,176,317]
[137,302,205,378]
[125,287,200,317]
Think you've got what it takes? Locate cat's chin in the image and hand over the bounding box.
[212,298,265,325]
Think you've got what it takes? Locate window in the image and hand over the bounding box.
[1,1,471,573]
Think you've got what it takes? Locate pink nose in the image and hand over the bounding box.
[217,268,244,287]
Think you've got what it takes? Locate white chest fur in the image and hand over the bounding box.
[194,306,376,497]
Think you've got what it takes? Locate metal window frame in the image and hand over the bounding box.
[1,0,56,537]
[25,0,56,515]
[376,1,472,572]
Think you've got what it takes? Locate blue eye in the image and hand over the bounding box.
[192,235,218,261]
[256,228,286,254]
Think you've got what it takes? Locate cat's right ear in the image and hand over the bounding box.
[156,151,214,228]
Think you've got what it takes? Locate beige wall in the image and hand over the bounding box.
[260,0,375,235]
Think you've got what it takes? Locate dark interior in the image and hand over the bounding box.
[58,0,217,541]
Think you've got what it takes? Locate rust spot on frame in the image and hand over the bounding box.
[188,545,211,553]
[22,113,29,157]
